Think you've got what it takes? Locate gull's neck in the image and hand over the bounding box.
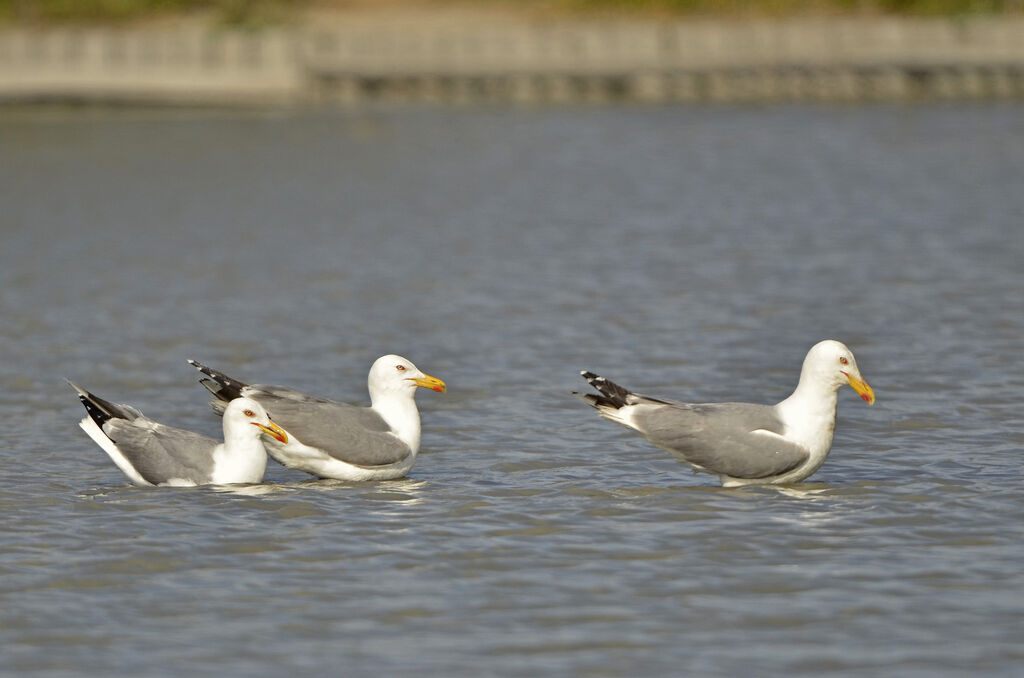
[370,391,422,453]
[774,370,839,460]
[213,424,268,483]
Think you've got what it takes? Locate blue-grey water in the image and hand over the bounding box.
[1,103,1022,677]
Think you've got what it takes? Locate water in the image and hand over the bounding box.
[1,103,1022,677]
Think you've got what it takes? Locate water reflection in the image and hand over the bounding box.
[767,484,831,500]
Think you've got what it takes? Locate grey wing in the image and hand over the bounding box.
[251,394,413,467]
[244,384,335,405]
[104,419,218,485]
[207,384,334,416]
[634,402,808,479]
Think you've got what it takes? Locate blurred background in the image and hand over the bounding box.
[1,0,1023,105]
[1,2,1023,678]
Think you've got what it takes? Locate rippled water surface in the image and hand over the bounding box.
[2,104,1023,677]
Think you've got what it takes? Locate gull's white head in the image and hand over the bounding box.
[802,340,875,405]
[222,397,289,443]
[367,354,447,402]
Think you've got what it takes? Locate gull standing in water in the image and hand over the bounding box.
[188,355,446,482]
[577,340,875,486]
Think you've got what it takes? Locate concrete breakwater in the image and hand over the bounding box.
[2,16,1023,105]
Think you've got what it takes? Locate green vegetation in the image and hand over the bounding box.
[0,0,1017,25]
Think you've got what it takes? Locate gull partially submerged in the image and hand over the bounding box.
[69,381,287,487]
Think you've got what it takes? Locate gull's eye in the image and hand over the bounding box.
[243,409,255,417]
[396,365,407,372]
[839,356,849,366]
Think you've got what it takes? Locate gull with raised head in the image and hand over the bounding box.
[577,340,875,486]
[188,355,446,482]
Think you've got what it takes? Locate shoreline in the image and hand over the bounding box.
[2,14,1023,106]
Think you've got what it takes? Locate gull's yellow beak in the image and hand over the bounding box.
[412,373,447,393]
[845,373,876,405]
[253,420,289,444]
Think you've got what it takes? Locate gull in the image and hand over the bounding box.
[188,355,446,482]
[577,340,875,486]
[68,381,288,487]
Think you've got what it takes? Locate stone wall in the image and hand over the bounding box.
[2,17,1022,105]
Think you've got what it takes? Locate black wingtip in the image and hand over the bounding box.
[579,370,632,409]
[67,381,132,430]
[65,378,87,397]
[573,390,615,410]
[188,360,247,402]
[187,358,214,375]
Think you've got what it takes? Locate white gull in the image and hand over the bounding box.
[577,339,875,486]
[188,355,446,482]
[69,381,287,487]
